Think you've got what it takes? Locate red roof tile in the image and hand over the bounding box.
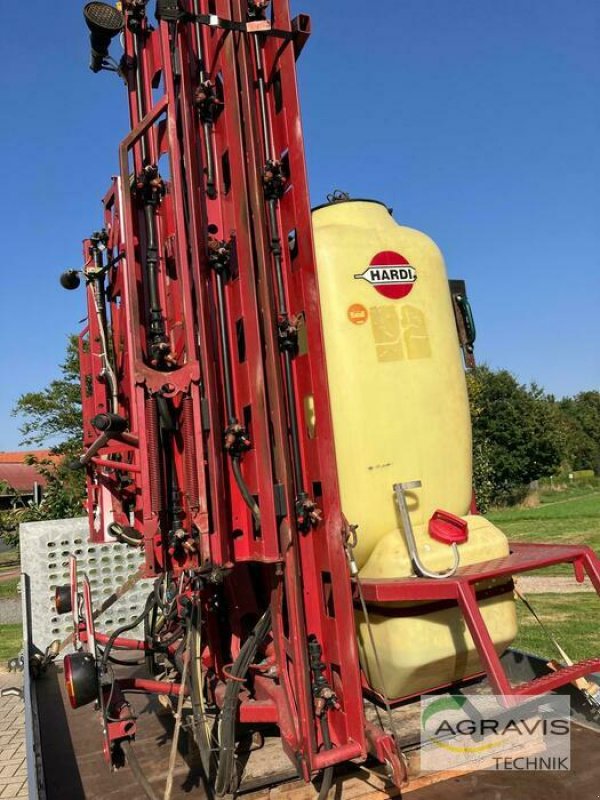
[0,450,53,464]
[0,463,47,493]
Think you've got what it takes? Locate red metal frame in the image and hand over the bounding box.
[359,541,600,704]
[73,0,368,784]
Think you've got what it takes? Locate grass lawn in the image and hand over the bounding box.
[0,624,23,662]
[489,486,600,576]
[512,592,600,663]
[0,578,20,598]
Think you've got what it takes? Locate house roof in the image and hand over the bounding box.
[0,451,52,494]
[0,464,47,494]
[0,450,52,464]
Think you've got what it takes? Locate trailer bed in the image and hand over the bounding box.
[32,656,600,800]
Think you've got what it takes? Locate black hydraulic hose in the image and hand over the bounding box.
[202,120,217,199]
[143,203,162,318]
[212,238,262,524]
[98,648,146,667]
[232,456,261,526]
[282,347,304,495]
[122,740,160,800]
[316,715,334,800]
[191,0,206,79]
[101,592,156,671]
[267,200,287,317]
[214,607,273,797]
[265,201,305,494]
[144,592,158,675]
[191,0,217,197]
[214,270,235,423]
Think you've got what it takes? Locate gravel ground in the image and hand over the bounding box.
[515,576,596,594]
[0,598,22,624]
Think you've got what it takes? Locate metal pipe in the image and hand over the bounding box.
[132,33,148,164]
[90,244,119,413]
[72,431,111,468]
[90,457,142,474]
[252,35,274,160]
[91,631,149,651]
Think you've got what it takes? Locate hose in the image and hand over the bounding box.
[90,274,119,414]
[122,740,161,800]
[96,646,146,667]
[164,621,193,800]
[232,456,261,526]
[101,592,156,671]
[214,608,273,796]
[316,715,334,800]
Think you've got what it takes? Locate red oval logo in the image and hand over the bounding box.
[354,251,417,300]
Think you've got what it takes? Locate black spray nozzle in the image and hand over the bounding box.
[60,270,81,291]
[83,2,125,73]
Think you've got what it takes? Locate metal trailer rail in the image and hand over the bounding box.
[21,572,45,800]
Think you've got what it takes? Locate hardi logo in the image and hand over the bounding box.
[354,251,417,300]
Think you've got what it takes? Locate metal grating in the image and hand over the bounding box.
[19,518,153,655]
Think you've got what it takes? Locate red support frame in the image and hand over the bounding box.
[358,541,600,704]
[72,0,370,783]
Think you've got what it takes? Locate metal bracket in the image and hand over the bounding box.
[393,481,460,579]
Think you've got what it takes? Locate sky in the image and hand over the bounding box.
[0,0,599,450]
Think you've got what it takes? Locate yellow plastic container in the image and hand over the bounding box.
[312,200,516,699]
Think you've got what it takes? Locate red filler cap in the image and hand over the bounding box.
[428,509,469,545]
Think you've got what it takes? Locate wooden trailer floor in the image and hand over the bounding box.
[35,662,600,800]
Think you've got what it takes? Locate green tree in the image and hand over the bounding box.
[0,335,85,546]
[12,335,83,449]
[467,366,563,506]
[559,391,600,472]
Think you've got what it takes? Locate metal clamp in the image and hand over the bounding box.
[393,481,460,579]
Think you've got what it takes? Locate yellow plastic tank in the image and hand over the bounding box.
[312,200,516,700]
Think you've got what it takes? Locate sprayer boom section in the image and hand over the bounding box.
[70,0,372,788]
